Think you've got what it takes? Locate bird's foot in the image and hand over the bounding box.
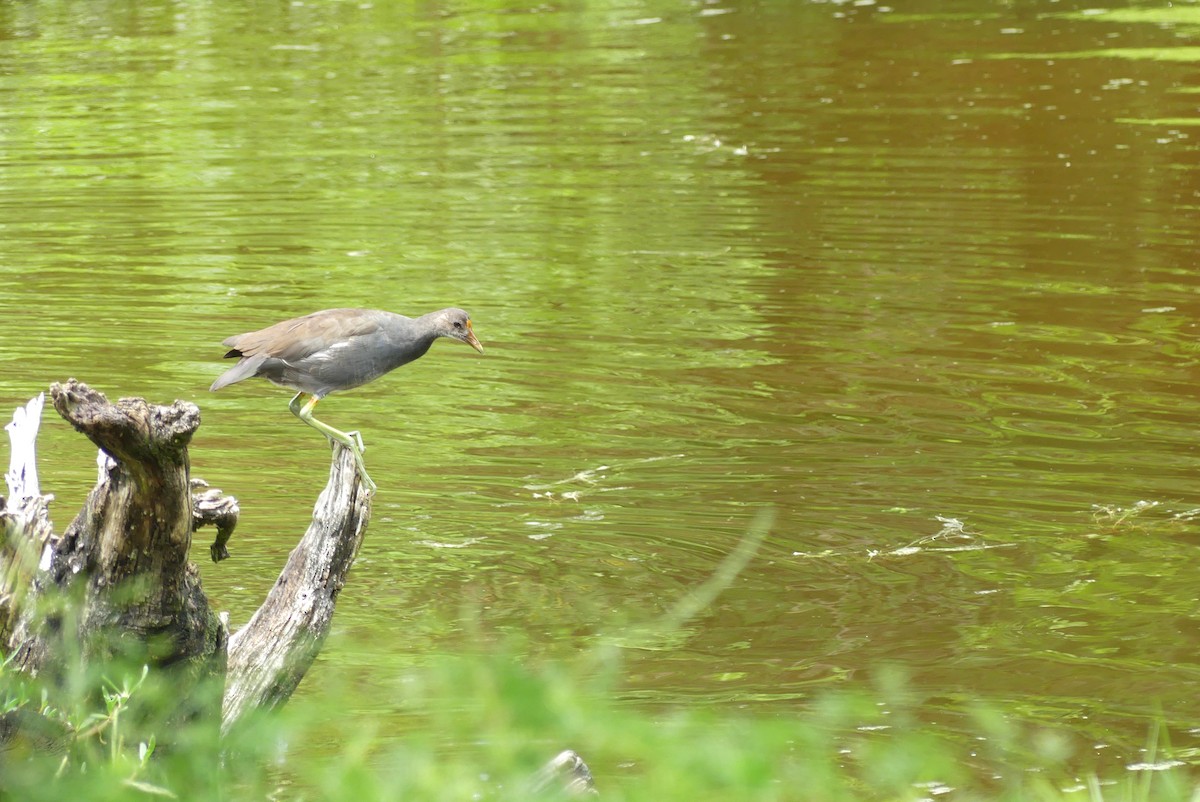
[343,436,376,495]
[352,455,377,495]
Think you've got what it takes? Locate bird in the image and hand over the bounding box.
[210,307,484,493]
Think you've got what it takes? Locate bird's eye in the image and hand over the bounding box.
[453,321,463,329]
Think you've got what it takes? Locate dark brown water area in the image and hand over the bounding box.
[4,0,1200,786]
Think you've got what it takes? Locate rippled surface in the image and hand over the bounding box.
[4,0,1200,784]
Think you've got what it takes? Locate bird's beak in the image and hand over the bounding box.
[464,321,484,354]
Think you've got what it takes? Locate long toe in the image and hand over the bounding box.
[359,468,378,494]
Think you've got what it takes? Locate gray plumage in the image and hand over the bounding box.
[209,306,484,495]
[210,307,483,397]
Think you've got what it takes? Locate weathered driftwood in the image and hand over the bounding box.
[531,750,598,797]
[10,381,223,683]
[191,478,240,563]
[1,381,593,795]
[0,379,372,738]
[221,440,371,732]
[0,394,54,651]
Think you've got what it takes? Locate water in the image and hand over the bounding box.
[4,0,1200,785]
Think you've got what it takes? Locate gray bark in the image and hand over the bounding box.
[191,479,240,563]
[1,394,55,651]
[0,380,372,739]
[0,382,592,794]
[1,381,224,684]
[222,444,371,732]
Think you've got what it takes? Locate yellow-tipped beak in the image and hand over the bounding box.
[465,321,484,354]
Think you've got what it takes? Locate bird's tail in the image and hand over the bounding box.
[210,354,267,392]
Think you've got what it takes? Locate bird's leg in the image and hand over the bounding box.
[344,430,366,453]
[290,394,364,453]
[288,392,377,494]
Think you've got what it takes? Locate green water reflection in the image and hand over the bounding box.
[4,0,1200,785]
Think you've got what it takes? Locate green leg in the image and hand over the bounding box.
[289,392,377,494]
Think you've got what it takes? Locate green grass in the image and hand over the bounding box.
[2,508,1197,800]
[2,514,1195,800]
[2,640,1198,802]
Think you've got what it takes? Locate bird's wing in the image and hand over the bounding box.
[224,309,387,361]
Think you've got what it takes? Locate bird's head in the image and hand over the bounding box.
[436,308,484,354]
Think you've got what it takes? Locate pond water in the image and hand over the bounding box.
[4,0,1200,789]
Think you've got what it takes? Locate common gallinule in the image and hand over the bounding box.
[210,307,484,493]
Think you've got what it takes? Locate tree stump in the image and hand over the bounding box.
[1,381,592,796]
[0,379,373,742]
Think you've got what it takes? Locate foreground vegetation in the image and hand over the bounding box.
[1,489,1193,800]
[2,634,1196,802]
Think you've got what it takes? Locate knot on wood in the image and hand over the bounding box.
[191,479,240,563]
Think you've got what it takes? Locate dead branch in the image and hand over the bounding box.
[221,444,371,732]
